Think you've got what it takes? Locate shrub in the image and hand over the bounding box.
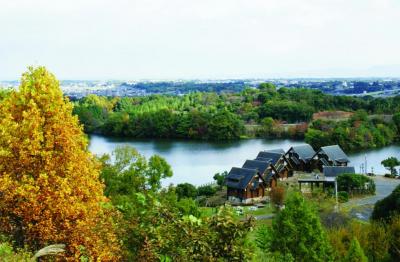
[270,186,285,207]
[343,238,367,262]
[337,173,375,196]
[372,185,400,221]
[265,192,334,261]
[198,185,217,197]
[176,183,198,199]
[338,191,349,203]
[0,242,31,261]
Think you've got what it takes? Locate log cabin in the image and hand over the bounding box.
[225,167,267,203]
[285,144,316,172]
[313,145,350,171]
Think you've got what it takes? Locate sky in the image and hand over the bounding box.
[0,0,400,80]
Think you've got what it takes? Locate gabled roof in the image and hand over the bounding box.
[242,160,271,174]
[318,145,350,164]
[266,148,286,154]
[226,167,259,189]
[255,157,272,163]
[288,144,316,161]
[323,166,355,177]
[256,150,283,164]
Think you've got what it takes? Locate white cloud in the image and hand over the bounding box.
[0,0,399,79]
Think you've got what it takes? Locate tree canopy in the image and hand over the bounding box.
[258,192,334,261]
[381,157,400,176]
[0,67,121,259]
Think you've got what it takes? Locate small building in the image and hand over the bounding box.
[242,159,277,188]
[323,166,355,177]
[225,167,267,203]
[256,149,293,178]
[298,166,356,192]
[314,145,350,171]
[285,144,316,172]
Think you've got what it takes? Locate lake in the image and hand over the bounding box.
[89,135,400,186]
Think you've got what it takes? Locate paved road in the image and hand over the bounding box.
[344,176,400,207]
[343,176,400,220]
[254,214,275,220]
[247,177,399,221]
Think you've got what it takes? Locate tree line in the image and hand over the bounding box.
[69,83,400,145]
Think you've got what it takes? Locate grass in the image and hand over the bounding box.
[199,205,275,219]
[241,205,275,217]
[199,207,218,217]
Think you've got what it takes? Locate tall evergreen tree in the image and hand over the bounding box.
[343,238,368,262]
[268,192,334,261]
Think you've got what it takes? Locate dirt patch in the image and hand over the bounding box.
[313,111,354,121]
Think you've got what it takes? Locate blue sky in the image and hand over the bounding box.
[0,0,399,80]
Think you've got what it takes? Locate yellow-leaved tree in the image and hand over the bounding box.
[0,67,121,260]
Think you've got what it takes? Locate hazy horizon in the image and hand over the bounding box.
[1,0,400,80]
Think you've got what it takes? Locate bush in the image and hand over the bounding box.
[337,173,375,196]
[270,187,285,207]
[197,185,217,197]
[176,183,198,199]
[176,198,201,217]
[343,238,368,262]
[372,185,400,221]
[384,173,397,179]
[261,192,334,261]
[338,191,349,203]
[0,242,31,261]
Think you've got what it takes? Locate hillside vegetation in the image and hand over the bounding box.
[69,83,400,150]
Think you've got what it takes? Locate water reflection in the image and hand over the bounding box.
[89,135,400,186]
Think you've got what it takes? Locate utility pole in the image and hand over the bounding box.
[365,154,367,175]
[334,178,339,212]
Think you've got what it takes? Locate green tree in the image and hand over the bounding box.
[337,173,375,196]
[265,192,333,261]
[197,185,217,197]
[343,238,368,262]
[208,109,244,140]
[305,128,331,149]
[213,171,228,187]
[393,112,400,133]
[259,117,274,137]
[175,183,198,199]
[99,145,173,260]
[372,185,400,221]
[381,157,400,176]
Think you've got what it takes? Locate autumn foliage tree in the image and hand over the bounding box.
[0,67,121,259]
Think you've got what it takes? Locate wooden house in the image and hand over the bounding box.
[256,149,293,179]
[242,159,277,188]
[225,167,267,203]
[285,144,316,172]
[313,145,350,171]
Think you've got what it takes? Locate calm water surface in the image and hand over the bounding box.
[89,135,400,186]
